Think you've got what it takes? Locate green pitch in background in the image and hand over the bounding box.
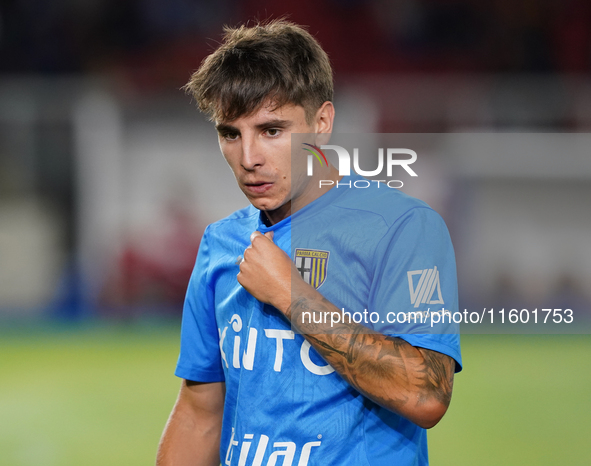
[0,326,588,466]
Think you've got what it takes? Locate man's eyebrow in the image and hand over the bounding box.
[255,118,291,129]
[215,123,238,133]
[216,119,292,133]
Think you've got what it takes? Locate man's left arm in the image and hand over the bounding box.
[238,231,455,429]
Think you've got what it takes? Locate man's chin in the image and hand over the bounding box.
[248,198,291,220]
[251,202,280,212]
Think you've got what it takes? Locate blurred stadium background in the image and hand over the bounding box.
[0,0,589,465]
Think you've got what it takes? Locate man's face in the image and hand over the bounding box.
[216,103,325,224]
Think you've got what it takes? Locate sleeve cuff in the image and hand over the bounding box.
[174,364,226,383]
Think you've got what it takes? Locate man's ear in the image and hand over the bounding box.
[314,101,335,137]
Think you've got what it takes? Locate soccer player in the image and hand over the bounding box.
[157,19,462,466]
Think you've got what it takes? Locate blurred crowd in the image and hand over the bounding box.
[2,0,591,84]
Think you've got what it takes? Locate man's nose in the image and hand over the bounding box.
[240,136,265,170]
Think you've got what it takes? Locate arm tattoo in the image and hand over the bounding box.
[288,296,455,413]
[416,347,454,406]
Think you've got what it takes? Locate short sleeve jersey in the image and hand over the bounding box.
[176,175,462,466]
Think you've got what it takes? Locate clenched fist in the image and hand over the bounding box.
[237,231,303,313]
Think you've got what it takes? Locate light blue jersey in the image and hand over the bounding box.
[176,175,462,466]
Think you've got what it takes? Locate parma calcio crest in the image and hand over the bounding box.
[294,249,330,289]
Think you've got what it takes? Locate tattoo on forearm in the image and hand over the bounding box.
[416,347,454,406]
[288,296,455,412]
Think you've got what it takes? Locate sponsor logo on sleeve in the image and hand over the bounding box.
[407,266,444,308]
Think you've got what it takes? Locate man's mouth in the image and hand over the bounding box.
[244,182,274,194]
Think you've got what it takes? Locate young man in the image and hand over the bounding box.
[157,20,461,466]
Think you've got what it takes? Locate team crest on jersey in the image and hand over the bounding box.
[294,249,330,289]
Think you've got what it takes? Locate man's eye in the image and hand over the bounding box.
[266,128,281,137]
[223,132,239,141]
